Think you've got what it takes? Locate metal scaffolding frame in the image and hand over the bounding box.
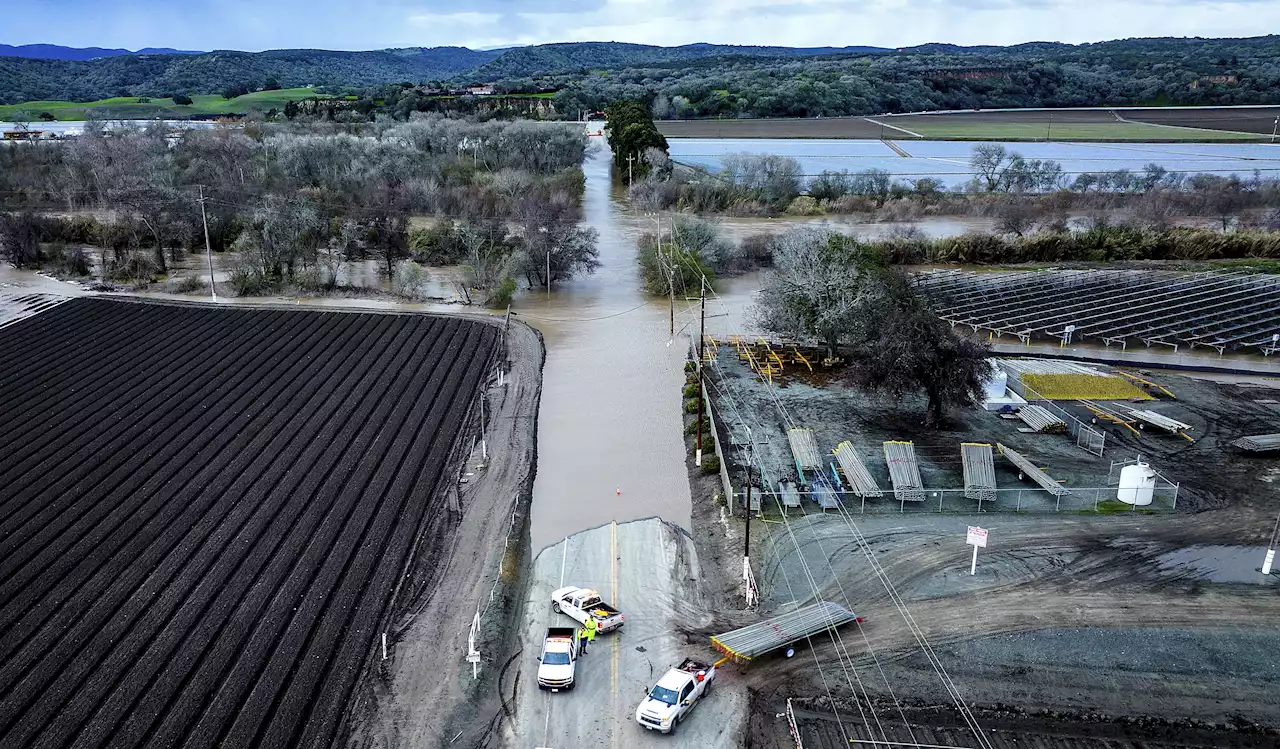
[787,428,822,479]
[996,443,1071,496]
[883,440,926,504]
[918,269,1280,354]
[833,441,884,498]
[960,442,997,503]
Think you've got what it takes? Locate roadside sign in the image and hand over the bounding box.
[966,526,988,576]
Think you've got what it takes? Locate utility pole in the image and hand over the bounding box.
[695,279,706,466]
[1046,113,1053,141]
[626,153,635,187]
[546,248,551,298]
[198,185,217,302]
[1272,117,1279,144]
[742,432,754,591]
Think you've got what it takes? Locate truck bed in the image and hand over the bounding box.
[677,658,711,673]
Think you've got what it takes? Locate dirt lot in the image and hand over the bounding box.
[700,353,1280,746]
[0,297,511,749]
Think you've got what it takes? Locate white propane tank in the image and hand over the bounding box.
[983,362,1008,400]
[1117,462,1156,506]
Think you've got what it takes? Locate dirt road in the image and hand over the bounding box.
[345,320,543,748]
[504,518,747,749]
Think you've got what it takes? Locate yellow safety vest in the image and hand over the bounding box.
[584,618,598,639]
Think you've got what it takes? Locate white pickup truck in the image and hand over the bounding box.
[550,586,624,633]
[634,657,715,734]
[536,627,580,692]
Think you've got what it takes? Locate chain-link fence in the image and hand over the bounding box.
[739,481,1178,516]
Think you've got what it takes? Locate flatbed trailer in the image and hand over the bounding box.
[711,601,860,661]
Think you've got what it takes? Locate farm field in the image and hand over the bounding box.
[0,87,331,121]
[656,107,1278,141]
[870,109,1267,141]
[0,297,497,748]
[657,116,889,139]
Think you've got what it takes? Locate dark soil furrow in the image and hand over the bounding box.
[291,327,497,746]
[178,323,477,749]
[0,298,498,749]
[0,300,196,426]
[0,308,330,627]
[76,317,443,749]
[0,305,269,522]
[17,314,409,749]
[0,303,250,480]
[0,310,354,727]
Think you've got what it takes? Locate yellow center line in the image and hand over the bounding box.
[611,519,620,749]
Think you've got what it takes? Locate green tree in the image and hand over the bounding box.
[850,272,990,428]
[604,99,668,180]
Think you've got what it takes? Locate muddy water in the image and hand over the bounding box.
[525,150,694,553]
[1156,545,1279,583]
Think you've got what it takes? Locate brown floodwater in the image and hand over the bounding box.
[524,150,696,553]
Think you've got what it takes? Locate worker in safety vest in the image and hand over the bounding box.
[577,625,590,655]
[583,615,598,652]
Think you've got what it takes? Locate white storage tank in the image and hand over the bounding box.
[1117,462,1156,506]
[983,362,1008,400]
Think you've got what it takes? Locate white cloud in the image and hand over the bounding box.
[7,0,1280,52]
[408,12,504,26]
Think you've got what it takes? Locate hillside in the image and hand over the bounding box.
[466,41,888,79]
[0,44,202,60]
[0,48,498,104]
[4,36,1280,114]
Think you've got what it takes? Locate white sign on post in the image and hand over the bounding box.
[966,526,988,575]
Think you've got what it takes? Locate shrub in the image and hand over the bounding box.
[172,94,193,106]
[785,196,823,216]
[683,361,697,373]
[109,251,159,283]
[173,275,207,293]
[682,383,700,398]
[391,260,430,300]
[487,276,516,308]
[683,398,700,414]
[685,416,709,435]
[228,263,274,296]
[47,244,90,277]
[700,455,721,474]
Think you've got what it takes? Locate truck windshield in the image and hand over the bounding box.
[648,686,679,705]
[543,652,571,666]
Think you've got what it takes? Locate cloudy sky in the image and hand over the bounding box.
[7,0,1278,51]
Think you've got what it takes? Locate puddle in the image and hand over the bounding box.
[1156,545,1275,583]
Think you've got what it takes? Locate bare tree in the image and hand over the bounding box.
[751,229,882,358]
[970,144,1011,192]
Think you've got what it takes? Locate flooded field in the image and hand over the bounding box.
[667,138,1280,189]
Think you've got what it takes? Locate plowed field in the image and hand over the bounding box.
[0,297,497,749]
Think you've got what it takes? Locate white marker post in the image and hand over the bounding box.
[1263,549,1275,576]
[966,526,988,575]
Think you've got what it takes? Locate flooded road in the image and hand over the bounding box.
[524,149,693,553]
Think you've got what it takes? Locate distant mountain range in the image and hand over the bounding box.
[0,41,892,103]
[0,44,203,60]
[2,36,1276,107]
